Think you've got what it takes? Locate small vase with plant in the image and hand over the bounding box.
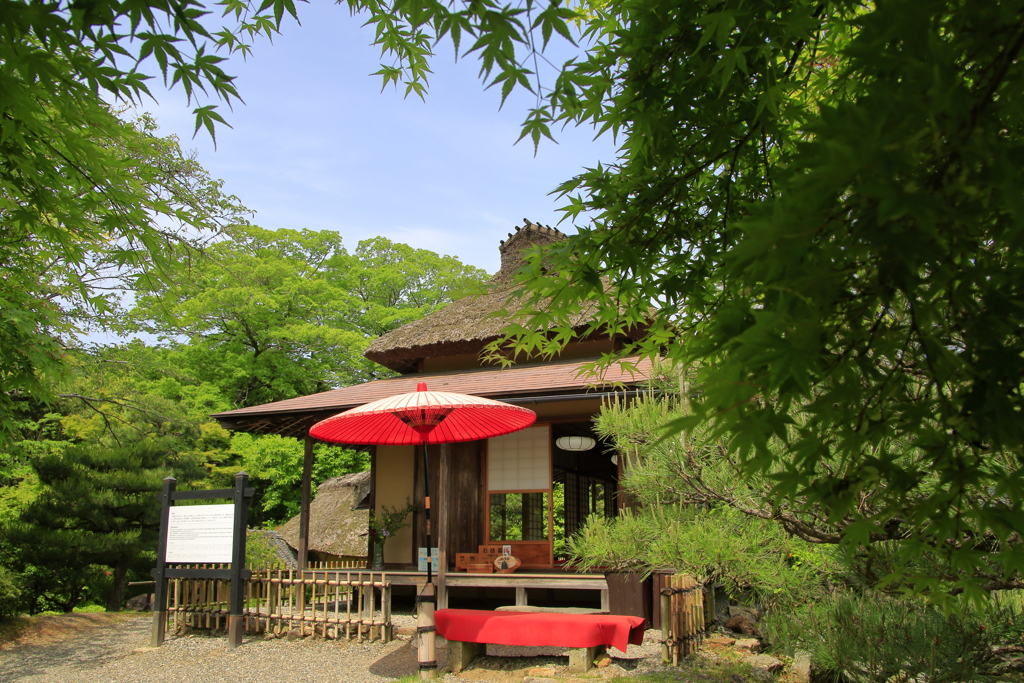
[368,499,417,570]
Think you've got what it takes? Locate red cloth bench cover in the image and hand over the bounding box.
[434,609,646,653]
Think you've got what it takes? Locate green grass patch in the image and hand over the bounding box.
[609,659,772,683]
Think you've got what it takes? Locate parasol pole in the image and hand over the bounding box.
[418,438,437,679]
[422,439,433,586]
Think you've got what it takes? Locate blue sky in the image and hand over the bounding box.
[143,3,619,275]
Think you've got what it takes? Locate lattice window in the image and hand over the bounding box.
[487,426,549,491]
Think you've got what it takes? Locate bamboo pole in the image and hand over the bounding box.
[380,573,387,643]
[660,587,671,665]
[333,573,341,639]
[356,574,364,642]
[345,571,352,640]
[299,569,306,637]
[288,569,294,633]
[173,579,181,633]
[417,582,436,680]
[671,576,680,666]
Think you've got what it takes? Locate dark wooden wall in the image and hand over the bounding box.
[446,440,483,560]
[412,445,435,558]
[413,441,484,567]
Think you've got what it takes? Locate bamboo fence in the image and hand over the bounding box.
[307,560,368,569]
[167,565,391,642]
[659,574,705,665]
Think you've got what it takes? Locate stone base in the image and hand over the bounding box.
[448,640,607,674]
[568,645,605,673]
[447,640,483,673]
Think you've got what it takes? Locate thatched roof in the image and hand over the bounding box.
[364,219,615,373]
[278,470,372,558]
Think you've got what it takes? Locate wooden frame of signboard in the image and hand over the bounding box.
[150,471,254,649]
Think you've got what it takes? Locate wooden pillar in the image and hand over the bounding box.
[227,471,251,649]
[368,446,377,562]
[150,476,175,647]
[437,443,451,610]
[298,434,314,570]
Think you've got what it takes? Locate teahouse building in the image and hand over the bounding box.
[212,220,652,607]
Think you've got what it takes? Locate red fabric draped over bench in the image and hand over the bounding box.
[435,609,646,653]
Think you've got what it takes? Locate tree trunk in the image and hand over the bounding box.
[105,563,129,612]
[62,582,83,613]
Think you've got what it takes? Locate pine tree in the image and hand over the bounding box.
[8,440,170,612]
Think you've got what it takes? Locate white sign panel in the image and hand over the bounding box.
[166,504,235,563]
[417,547,439,572]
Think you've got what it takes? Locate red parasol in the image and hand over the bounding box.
[309,382,536,584]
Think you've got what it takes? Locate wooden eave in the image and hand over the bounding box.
[212,356,654,440]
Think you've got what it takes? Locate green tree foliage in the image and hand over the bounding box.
[574,384,843,608]
[0,110,249,442]
[464,1,1024,598]
[590,369,1024,601]
[15,0,1020,603]
[229,433,369,524]
[131,225,372,407]
[129,227,486,407]
[335,237,490,338]
[0,565,23,620]
[5,439,171,613]
[1,0,303,446]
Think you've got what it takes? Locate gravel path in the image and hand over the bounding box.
[0,613,668,683]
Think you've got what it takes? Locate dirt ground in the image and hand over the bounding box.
[0,613,139,651]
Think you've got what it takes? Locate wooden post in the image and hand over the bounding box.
[382,579,392,643]
[660,588,671,665]
[228,471,252,649]
[417,583,437,679]
[437,443,450,611]
[150,476,176,647]
[368,445,377,562]
[671,576,681,666]
[298,434,315,570]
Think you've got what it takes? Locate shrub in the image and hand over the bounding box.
[0,566,23,620]
[246,530,285,568]
[762,591,1024,682]
[567,504,841,611]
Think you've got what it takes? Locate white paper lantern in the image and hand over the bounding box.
[555,435,596,451]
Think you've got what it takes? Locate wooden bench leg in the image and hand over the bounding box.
[447,640,482,673]
[568,645,605,673]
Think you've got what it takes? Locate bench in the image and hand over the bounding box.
[434,608,646,673]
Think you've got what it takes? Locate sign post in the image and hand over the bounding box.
[151,471,254,649]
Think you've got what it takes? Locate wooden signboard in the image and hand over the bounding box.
[150,472,254,649]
